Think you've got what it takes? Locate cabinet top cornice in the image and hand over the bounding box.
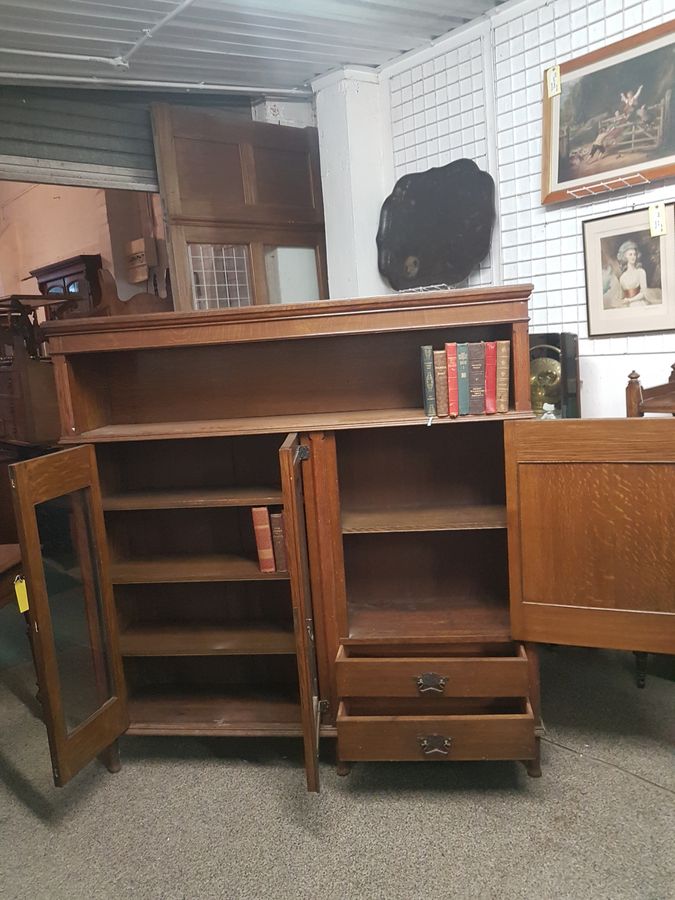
[44,284,532,354]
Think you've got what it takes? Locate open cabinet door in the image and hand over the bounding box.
[9,445,128,785]
[505,420,675,654]
[279,434,321,792]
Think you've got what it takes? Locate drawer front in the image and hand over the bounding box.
[337,702,536,762]
[335,644,529,698]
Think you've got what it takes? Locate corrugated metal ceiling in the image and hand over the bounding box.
[0,0,502,94]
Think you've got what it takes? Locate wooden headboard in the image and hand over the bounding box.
[626,362,675,416]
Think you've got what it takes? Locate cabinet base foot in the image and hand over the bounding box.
[523,737,542,777]
[336,760,351,777]
[523,759,542,778]
[101,741,121,774]
[634,651,648,689]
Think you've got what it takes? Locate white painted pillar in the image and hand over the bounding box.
[312,67,394,299]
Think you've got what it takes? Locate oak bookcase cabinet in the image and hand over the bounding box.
[9,287,675,792]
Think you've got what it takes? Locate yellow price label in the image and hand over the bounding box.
[546,65,561,98]
[14,575,28,613]
[649,203,667,237]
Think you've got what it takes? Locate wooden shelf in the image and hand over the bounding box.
[347,596,510,643]
[119,621,296,656]
[61,408,532,443]
[111,554,289,584]
[126,688,303,737]
[342,503,507,534]
[103,486,282,511]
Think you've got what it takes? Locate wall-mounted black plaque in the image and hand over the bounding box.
[376,159,495,291]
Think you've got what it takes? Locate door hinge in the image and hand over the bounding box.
[9,473,15,489]
[319,699,329,714]
[297,445,310,461]
[306,617,314,643]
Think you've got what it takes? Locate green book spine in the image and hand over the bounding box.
[457,342,470,415]
[420,345,437,416]
[496,340,511,413]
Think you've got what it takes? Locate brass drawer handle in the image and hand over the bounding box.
[416,672,448,694]
[418,734,451,756]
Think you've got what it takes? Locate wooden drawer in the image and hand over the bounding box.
[337,698,536,762]
[335,643,529,698]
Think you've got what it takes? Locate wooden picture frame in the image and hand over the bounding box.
[582,204,675,337]
[542,20,675,205]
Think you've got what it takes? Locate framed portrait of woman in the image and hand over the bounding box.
[582,204,675,337]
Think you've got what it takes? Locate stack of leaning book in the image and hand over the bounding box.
[252,507,288,573]
[420,340,510,417]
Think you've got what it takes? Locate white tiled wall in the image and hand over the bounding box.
[389,35,495,287]
[383,0,675,364]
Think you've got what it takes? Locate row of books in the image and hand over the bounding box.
[421,341,511,417]
[252,506,288,574]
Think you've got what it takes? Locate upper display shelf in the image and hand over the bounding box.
[45,286,533,442]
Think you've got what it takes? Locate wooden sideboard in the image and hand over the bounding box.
[8,287,675,792]
[0,298,61,446]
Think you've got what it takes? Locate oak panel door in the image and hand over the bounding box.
[9,445,128,785]
[279,434,321,792]
[505,419,675,654]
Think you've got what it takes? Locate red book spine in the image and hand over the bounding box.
[252,507,276,573]
[445,342,459,418]
[485,340,497,415]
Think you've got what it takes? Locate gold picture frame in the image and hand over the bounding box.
[542,21,675,205]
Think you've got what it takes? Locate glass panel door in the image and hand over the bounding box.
[10,445,128,785]
[188,243,252,309]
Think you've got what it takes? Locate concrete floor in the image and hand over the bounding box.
[0,604,673,900]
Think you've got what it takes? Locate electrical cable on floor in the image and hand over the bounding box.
[541,736,675,797]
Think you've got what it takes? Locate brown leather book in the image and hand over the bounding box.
[433,350,449,417]
[445,342,459,418]
[270,511,288,573]
[468,341,486,415]
[485,340,497,415]
[496,340,511,413]
[252,506,276,573]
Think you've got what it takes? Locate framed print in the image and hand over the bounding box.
[542,21,675,204]
[583,204,675,337]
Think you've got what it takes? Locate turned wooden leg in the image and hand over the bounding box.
[336,760,351,777]
[634,651,648,689]
[100,740,121,774]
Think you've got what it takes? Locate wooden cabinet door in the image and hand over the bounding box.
[505,419,675,654]
[9,445,128,785]
[152,104,326,309]
[153,104,323,228]
[279,434,321,792]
